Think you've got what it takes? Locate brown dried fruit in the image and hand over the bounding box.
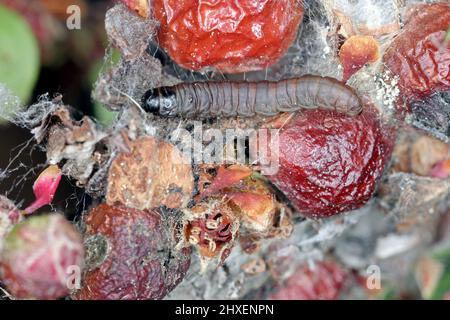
[339,35,380,82]
[74,204,191,300]
[107,136,194,210]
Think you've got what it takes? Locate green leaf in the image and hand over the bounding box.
[0,5,40,104]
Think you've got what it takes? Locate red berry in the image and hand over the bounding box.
[0,214,84,300]
[267,108,393,218]
[383,3,450,101]
[269,260,348,300]
[74,204,191,300]
[153,0,304,73]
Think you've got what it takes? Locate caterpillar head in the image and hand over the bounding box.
[142,87,177,116]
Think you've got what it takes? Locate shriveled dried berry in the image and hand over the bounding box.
[267,108,393,218]
[75,204,190,300]
[0,214,84,300]
[269,260,348,300]
[153,0,304,73]
[383,3,450,101]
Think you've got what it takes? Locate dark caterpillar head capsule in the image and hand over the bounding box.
[142,87,177,116]
[143,88,160,114]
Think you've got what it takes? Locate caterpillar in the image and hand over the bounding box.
[142,75,362,118]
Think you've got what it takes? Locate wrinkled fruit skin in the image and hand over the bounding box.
[153,0,304,73]
[383,3,450,101]
[269,261,348,300]
[0,214,84,300]
[268,109,393,218]
[75,204,191,300]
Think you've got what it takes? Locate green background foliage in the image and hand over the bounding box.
[0,5,40,104]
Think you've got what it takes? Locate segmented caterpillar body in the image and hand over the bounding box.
[143,75,362,118]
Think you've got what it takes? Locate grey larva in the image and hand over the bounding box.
[142,75,362,118]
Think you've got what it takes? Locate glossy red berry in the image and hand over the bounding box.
[153,0,304,73]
